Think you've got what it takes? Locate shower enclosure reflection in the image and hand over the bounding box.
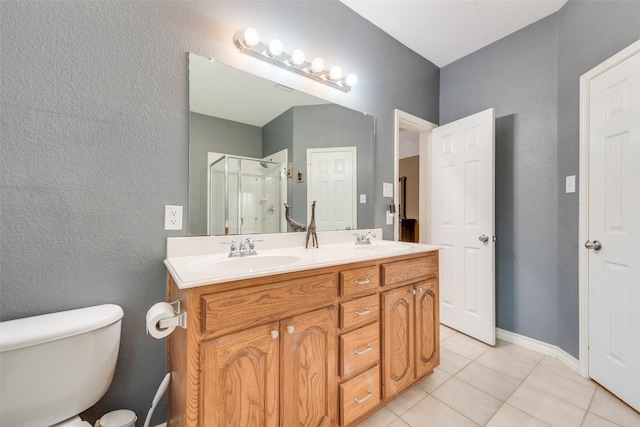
[208,154,286,235]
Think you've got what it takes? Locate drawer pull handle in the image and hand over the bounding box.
[354,391,373,404]
[355,278,371,285]
[355,308,371,316]
[353,344,372,355]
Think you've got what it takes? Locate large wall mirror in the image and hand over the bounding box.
[188,53,376,236]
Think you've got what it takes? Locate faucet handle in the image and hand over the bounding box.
[220,240,239,257]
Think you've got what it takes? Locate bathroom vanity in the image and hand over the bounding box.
[164,232,440,426]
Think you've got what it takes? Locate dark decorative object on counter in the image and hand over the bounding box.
[284,203,306,232]
[306,201,318,248]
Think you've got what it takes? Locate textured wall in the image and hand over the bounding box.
[555,0,640,357]
[440,0,640,357]
[0,1,438,424]
[441,13,561,347]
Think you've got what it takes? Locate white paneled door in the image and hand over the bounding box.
[587,49,640,412]
[431,108,496,345]
[307,147,357,231]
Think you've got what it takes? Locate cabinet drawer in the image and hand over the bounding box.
[340,294,379,331]
[340,265,379,297]
[340,366,381,426]
[340,322,379,378]
[381,254,438,287]
[201,273,336,336]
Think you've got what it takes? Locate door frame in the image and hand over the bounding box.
[393,110,438,242]
[578,39,640,378]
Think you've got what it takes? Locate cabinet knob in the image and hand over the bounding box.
[286,325,295,334]
[418,287,423,293]
[411,289,417,295]
[270,330,279,339]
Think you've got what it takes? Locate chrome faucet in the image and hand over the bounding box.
[353,231,376,245]
[238,237,259,256]
[221,237,262,257]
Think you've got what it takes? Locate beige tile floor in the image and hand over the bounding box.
[357,325,640,427]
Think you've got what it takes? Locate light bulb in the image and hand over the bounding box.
[268,39,283,56]
[243,28,260,47]
[310,57,325,73]
[345,73,358,87]
[290,49,306,66]
[329,65,343,80]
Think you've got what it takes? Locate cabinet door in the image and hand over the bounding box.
[201,323,279,427]
[281,306,337,427]
[381,285,415,399]
[415,279,440,378]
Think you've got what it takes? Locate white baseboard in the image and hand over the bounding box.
[496,328,580,374]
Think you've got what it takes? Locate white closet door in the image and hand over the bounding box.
[587,50,640,412]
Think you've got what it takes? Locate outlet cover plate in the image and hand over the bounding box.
[165,205,183,230]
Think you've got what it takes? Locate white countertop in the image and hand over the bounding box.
[165,230,440,289]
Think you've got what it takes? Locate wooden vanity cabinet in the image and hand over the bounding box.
[199,307,336,427]
[381,285,415,398]
[167,251,438,427]
[200,323,279,427]
[381,258,440,400]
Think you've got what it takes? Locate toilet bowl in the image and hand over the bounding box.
[0,304,124,427]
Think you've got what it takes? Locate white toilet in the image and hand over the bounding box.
[0,304,124,427]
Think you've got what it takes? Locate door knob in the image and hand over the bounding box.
[585,240,602,252]
[478,234,489,243]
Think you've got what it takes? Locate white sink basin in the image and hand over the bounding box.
[171,253,303,283]
[353,241,414,255]
[212,255,303,274]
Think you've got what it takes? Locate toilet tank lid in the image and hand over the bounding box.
[0,304,124,352]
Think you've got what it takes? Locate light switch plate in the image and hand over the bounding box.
[360,194,366,203]
[566,175,576,193]
[383,182,393,198]
[386,210,393,225]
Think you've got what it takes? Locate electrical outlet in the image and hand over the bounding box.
[386,210,394,225]
[164,205,183,230]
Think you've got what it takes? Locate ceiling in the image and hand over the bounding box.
[190,54,329,127]
[339,0,567,67]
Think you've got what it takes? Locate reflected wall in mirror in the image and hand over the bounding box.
[189,53,375,236]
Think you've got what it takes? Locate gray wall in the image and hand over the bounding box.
[440,0,640,357]
[189,112,262,235]
[291,104,375,226]
[556,0,640,360]
[0,1,438,424]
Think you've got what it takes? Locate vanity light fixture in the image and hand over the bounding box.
[233,27,358,93]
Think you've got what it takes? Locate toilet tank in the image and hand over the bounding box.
[0,304,124,427]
